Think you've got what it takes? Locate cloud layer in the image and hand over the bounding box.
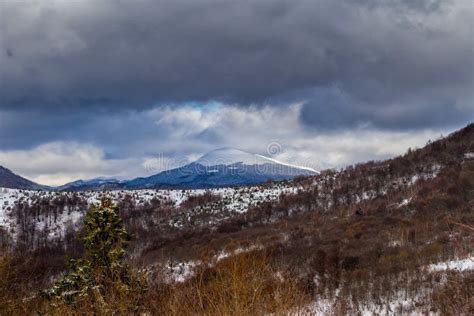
[0,0,472,185]
[0,104,450,185]
[1,0,473,126]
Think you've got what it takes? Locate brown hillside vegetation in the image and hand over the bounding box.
[1,123,473,314]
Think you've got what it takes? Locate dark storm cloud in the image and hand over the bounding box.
[350,0,446,11]
[0,0,472,133]
[299,88,471,130]
[0,108,101,150]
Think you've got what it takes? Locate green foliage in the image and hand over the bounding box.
[43,197,144,306]
[45,258,93,303]
[80,197,130,275]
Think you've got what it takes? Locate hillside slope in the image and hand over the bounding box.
[0,166,45,190]
[1,123,473,314]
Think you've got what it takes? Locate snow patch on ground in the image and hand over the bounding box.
[428,256,474,272]
[163,260,200,283]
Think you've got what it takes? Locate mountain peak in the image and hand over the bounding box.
[195,147,259,166]
[195,147,318,173]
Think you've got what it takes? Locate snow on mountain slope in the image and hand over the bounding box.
[196,148,261,166]
[254,154,318,173]
[195,147,318,173]
[124,148,318,189]
[53,148,317,190]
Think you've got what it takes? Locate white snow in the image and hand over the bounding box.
[162,260,200,283]
[196,147,262,166]
[398,197,412,207]
[428,256,474,272]
[195,147,318,173]
[254,154,318,173]
[298,279,442,315]
[0,182,300,240]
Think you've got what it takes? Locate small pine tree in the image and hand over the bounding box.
[44,197,144,307]
[80,197,129,280]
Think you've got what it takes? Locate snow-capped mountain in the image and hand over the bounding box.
[2,149,317,191]
[0,166,46,190]
[195,148,318,173]
[124,148,318,189]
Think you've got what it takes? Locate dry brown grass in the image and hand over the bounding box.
[147,250,309,315]
[1,248,308,315]
[0,251,18,315]
[431,271,474,315]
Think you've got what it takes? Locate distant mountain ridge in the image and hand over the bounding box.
[61,148,319,190]
[123,148,318,189]
[57,177,123,191]
[2,123,474,192]
[0,148,318,191]
[0,166,46,190]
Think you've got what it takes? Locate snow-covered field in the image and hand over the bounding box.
[0,183,298,239]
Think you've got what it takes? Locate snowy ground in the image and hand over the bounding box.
[0,163,443,242]
[296,255,474,315]
[0,183,298,239]
[428,256,474,272]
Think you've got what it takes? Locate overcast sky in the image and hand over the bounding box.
[0,0,473,185]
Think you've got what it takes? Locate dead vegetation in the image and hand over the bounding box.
[1,123,473,314]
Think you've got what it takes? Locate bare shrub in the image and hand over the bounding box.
[148,250,310,315]
[180,191,222,210]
